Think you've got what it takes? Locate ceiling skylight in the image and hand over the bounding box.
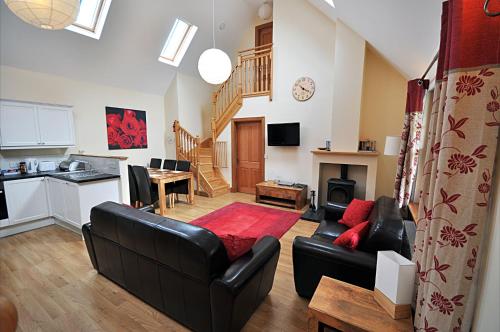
[159,19,198,67]
[324,0,335,7]
[66,0,112,39]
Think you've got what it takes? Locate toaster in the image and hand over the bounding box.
[38,161,57,172]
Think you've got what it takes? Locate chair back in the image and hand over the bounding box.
[128,165,138,205]
[163,159,177,170]
[176,160,191,172]
[132,166,154,205]
[150,158,162,169]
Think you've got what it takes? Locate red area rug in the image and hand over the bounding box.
[190,202,301,240]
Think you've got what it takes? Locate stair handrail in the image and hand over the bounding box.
[173,120,200,181]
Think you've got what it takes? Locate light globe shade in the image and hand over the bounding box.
[384,136,401,156]
[4,0,80,30]
[198,48,232,85]
[258,2,273,20]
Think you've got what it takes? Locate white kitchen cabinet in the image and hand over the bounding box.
[0,102,39,146]
[46,178,66,220]
[0,100,76,149]
[4,178,50,225]
[37,105,76,146]
[47,177,120,228]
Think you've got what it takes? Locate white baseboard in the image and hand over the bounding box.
[0,218,55,238]
[54,219,82,235]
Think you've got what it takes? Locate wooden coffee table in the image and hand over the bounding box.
[308,277,413,332]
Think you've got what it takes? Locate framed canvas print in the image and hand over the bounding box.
[106,106,148,150]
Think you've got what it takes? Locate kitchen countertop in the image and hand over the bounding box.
[0,171,120,184]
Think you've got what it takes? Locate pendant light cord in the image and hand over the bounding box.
[212,0,216,48]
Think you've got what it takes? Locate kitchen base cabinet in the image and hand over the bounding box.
[3,178,49,225]
[48,178,120,228]
[0,177,121,238]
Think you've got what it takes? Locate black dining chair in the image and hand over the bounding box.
[150,158,162,169]
[171,160,191,202]
[131,165,158,214]
[163,159,177,170]
[128,165,139,207]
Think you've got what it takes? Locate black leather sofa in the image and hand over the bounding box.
[82,202,280,332]
[293,196,414,298]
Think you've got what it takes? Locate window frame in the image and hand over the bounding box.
[65,0,112,40]
[158,18,198,67]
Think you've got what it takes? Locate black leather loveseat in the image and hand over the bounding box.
[293,196,414,298]
[82,202,280,332]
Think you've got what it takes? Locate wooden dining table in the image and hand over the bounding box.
[147,168,195,216]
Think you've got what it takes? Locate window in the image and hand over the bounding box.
[65,0,112,39]
[158,19,198,67]
[324,0,335,7]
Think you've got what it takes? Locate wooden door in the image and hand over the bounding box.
[233,118,265,194]
[255,22,273,92]
[255,22,273,47]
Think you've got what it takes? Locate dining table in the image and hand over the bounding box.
[147,168,195,216]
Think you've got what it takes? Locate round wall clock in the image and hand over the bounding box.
[292,77,315,101]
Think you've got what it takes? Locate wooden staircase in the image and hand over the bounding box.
[174,44,273,197]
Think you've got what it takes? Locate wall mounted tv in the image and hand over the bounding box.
[267,122,300,146]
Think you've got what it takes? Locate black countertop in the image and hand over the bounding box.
[0,171,120,184]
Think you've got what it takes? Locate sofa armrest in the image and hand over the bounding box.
[82,223,98,270]
[210,236,280,332]
[324,202,347,221]
[293,236,376,298]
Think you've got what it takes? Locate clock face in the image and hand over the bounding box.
[292,77,315,101]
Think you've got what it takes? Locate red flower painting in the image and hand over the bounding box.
[106,107,148,150]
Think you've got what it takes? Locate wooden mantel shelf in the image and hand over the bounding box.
[311,149,379,157]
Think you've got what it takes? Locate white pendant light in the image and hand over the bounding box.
[4,0,80,30]
[198,0,232,85]
[258,2,273,20]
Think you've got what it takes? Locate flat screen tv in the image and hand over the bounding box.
[267,122,300,146]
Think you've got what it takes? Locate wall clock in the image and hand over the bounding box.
[292,77,315,101]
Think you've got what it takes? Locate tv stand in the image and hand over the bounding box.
[256,181,308,210]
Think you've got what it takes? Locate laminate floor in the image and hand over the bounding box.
[0,192,318,331]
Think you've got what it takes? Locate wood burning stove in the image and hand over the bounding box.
[327,165,356,204]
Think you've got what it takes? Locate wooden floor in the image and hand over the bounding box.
[0,192,318,332]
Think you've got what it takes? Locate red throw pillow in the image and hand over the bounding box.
[333,221,370,249]
[218,234,257,261]
[339,199,375,228]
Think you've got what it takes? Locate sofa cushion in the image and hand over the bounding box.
[218,234,257,261]
[361,196,404,254]
[334,221,370,249]
[339,199,375,228]
[314,220,349,240]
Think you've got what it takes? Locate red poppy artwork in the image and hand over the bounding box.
[105,107,148,150]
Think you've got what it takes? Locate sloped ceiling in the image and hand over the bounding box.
[0,0,442,95]
[307,0,442,79]
[0,0,257,95]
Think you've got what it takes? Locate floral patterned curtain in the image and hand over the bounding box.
[413,1,499,331]
[394,79,428,207]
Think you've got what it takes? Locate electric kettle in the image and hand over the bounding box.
[25,159,39,174]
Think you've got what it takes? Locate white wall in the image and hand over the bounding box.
[163,72,213,159]
[473,148,500,332]
[331,20,366,152]
[0,66,165,166]
[220,0,336,187]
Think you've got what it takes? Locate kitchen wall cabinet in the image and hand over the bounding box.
[0,100,75,149]
[4,177,50,225]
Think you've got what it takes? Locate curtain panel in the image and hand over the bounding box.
[394,79,428,207]
[413,1,499,331]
